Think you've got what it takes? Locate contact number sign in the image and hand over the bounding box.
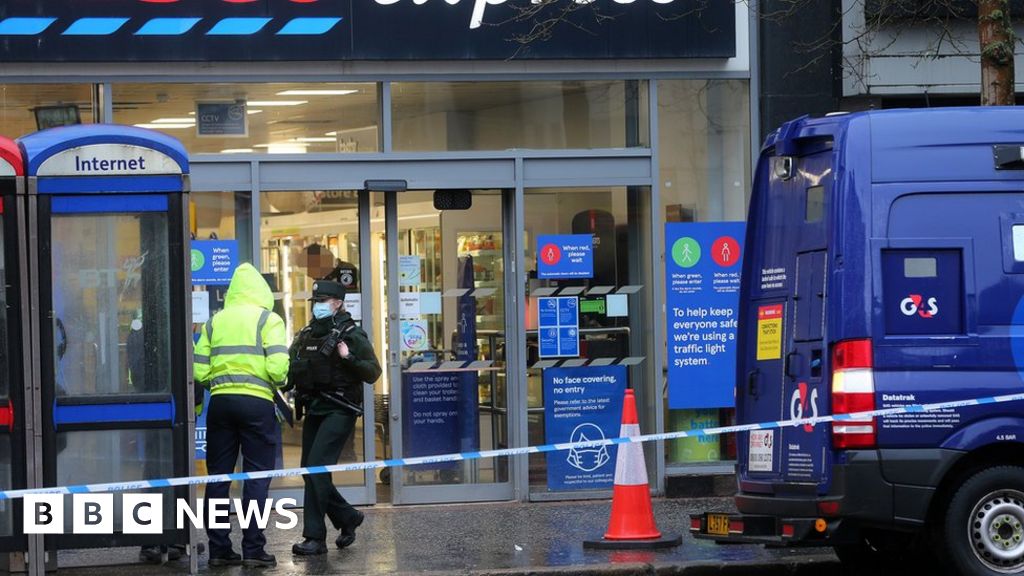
[748,430,774,472]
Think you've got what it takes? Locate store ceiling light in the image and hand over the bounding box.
[247,109,263,115]
[294,137,336,142]
[277,89,357,96]
[246,100,307,106]
[221,148,254,154]
[253,142,310,148]
[134,123,194,129]
[151,117,196,124]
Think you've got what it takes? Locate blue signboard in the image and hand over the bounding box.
[544,365,627,491]
[402,371,479,468]
[191,240,238,286]
[666,222,744,409]
[538,296,579,358]
[196,389,210,460]
[197,102,248,137]
[537,234,594,279]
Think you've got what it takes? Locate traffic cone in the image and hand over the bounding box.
[584,389,681,549]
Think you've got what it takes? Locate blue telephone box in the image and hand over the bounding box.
[19,126,193,551]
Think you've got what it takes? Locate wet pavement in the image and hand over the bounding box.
[57,498,839,575]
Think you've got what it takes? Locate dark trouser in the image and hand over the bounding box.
[301,409,361,540]
[205,394,278,558]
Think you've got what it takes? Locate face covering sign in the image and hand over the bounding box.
[543,365,626,491]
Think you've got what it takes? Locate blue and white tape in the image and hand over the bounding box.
[2,392,1023,501]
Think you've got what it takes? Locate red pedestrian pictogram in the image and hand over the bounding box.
[540,243,561,266]
[711,236,740,267]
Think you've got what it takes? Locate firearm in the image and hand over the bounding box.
[273,388,294,427]
[317,389,364,417]
[317,317,357,357]
[294,392,306,422]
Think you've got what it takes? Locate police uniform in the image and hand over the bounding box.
[290,280,382,555]
[194,263,289,568]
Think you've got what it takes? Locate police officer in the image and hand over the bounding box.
[194,263,289,568]
[290,280,381,556]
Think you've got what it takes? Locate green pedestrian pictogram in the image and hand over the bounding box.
[671,237,700,268]
[191,248,204,272]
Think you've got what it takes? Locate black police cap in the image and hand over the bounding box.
[311,280,346,301]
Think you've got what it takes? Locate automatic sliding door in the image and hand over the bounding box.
[259,190,376,505]
[383,190,513,505]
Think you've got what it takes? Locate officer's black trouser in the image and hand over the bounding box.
[205,394,278,558]
[301,409,361,540]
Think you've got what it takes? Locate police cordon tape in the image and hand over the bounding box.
[4,391,1024,501]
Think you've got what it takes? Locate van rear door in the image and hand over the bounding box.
[738,147,832,493]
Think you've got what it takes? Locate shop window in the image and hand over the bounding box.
[0,84,95,138]
[660,79,750,468]
[523,187,654,495]
[112,83,379,154]
[392,81,649,151]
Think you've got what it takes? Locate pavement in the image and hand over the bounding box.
[57,498,841,575]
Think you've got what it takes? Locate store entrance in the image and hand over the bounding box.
[196,150,655,506]
[258,187,514,505]
[374,188,513,505]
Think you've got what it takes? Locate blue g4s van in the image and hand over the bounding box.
[690,108,1024,575]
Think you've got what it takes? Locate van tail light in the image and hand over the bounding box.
[831,339,876,449]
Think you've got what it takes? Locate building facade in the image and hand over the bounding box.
[0,0,755,506]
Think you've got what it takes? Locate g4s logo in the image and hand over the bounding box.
[900,294,938,318]
[790,382,819,433]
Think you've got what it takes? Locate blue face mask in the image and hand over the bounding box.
[312,301,334,320]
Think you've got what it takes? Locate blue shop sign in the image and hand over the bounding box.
[666,222,744,409]
[537,234,594,279]
[192,240,238,286]
[401,370,479,469]
[544,365,627,491]
[538,296,579,358]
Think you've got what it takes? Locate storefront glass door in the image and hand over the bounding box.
[377,189,513,505]
[259,190,376,505]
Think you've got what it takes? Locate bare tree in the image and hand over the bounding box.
[498,0,1016,106]
[979,0,1015,104]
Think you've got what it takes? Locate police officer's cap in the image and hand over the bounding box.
[311,280,346,301]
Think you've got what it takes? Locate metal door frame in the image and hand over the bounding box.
[191,150,655,505]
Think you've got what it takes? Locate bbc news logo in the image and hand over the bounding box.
[23,495,298,534]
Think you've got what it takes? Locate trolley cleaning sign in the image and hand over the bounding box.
[666,222,744,409]
[543,365,626,491]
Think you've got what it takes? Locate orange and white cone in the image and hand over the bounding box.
[584,389,681,549]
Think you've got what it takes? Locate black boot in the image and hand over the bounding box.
[335,510,365,549]
[292,539,327,556]
[242,552,277,568]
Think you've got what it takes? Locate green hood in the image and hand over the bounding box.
[224,263,274,310]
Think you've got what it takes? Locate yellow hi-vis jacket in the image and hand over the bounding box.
[193,263,289,403]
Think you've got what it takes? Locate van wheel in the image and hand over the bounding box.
[943,466,1024,575]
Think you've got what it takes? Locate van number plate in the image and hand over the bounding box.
[748,430,774,472]
[707,514,729,536]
